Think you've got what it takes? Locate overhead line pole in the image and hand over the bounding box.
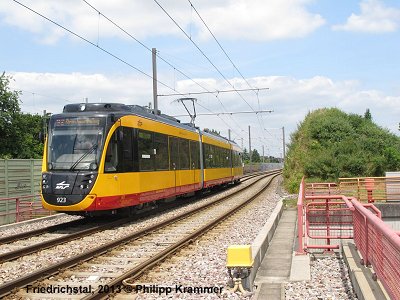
[249,125,252,163]
[282,126,286,160]
[152,48,158,115]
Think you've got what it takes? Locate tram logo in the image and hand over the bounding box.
[55,181,70,190]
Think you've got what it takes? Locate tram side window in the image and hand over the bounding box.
[169,137,179,170]
[203,144,207,168]
[120,127,134,172]
[224,148,230,168]
[219,148,224,168]
[104,130,119,173]
[190,141,200,169]
[212,145,219,168]
[138,130,154,171]
[234,151,238,167]
[154,133,169,170]
[179,139,190,170]
[204,144,212,168]
[215,146,222,168]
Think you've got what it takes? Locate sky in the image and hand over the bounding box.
[1,0,400,157]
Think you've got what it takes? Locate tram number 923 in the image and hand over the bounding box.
[56,197,67,203]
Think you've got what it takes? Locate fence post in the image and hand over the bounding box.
[365,178,375,203]
[297,177,305,254]
[326,198,330,249]
[365,217,370,266]
[16,197,20,222]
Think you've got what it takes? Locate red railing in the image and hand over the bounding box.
[305,195,354,251]
[297,178,400,299]
[351,198,400,300]
[0,194,53,224]
[297,178,354,253]
[297,177,305,254]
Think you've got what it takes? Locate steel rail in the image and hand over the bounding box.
[241,170,276,182]
[0,170,280,298]
[0,217,132,263]
[84,171,281,299]
[0,218,87,244]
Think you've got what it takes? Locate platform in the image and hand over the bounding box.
[251,205,389,300]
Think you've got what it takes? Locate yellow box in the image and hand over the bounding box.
[226,245,253,267]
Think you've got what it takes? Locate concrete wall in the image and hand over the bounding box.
[244,163,283,174]
[0,159,42,224]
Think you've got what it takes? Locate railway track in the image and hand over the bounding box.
[0,170,280,299]
[0,217,132,263]
[0,170,270,265]
[0,218,87,244]
[241,170,272,182]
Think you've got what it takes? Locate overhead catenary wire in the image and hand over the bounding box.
[154,0,270,148]
[187,0,272,141]
[12,0,178,94]
[158,87,269,97]
[82,0,215,98]
[13,0,247,143]
[187,0,256,94]
[81,0,246,135]
[152,0,255,112]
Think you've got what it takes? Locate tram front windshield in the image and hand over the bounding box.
[47,117,105,171]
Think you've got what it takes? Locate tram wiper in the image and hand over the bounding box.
[69,144,98,171]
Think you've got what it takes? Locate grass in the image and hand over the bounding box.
[282,198,298,209]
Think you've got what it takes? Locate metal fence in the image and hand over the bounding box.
[339,176,400,202]
[0,194,52,224]
[298,177,400,300]
[0,159,43,224]
[297,179,355,253]
[352,198,400,300]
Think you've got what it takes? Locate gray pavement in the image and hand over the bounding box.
[253,209,298,300]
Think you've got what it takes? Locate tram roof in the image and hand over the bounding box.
[61,103,240,148]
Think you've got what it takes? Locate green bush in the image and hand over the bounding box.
[284,108,400,193]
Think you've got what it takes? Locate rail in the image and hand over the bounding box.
[0,194,53,224]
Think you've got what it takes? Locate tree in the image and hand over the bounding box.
[364,108,372,121]
[251,149,261,162]
[242,148,250,162]
[14,113,44,158]
[283,107,400,192]
[0,72,44,158]
[209,129,221,136]
[0,72,21,158]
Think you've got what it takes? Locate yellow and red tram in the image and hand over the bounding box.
[41,103,243,215]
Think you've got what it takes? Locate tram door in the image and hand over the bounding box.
[103,129,121,198]
[169,137,179,195]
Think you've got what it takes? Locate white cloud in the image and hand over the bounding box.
[0,0,324,43]
[333,0,400,33]
[196,0,325,41]
[9,71,400,157]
